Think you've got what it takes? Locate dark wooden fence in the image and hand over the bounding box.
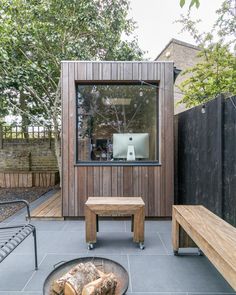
[175,96,236,226]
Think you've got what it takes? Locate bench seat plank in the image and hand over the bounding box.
[85,197,145,215]
[172,205,236,290]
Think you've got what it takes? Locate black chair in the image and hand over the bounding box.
[0,200,38,270]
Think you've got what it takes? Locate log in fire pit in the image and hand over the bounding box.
[43,257,129,295]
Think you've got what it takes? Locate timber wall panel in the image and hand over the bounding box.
[61,61,174,217]
[68,62,76,216]
[62,62,69,216]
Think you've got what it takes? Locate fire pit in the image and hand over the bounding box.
[43,257,129,295]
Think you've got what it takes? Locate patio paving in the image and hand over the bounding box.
[0,191,235,295]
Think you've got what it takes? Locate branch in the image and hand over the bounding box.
[126,103,142,130]
[24,85,50,116]
[18,48,59,91]
[93,110,120,132]
[7,99,48,128]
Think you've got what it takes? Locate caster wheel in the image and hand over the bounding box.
[198,249,204,256]
[173,250,179,256]
[139,243,145,250]
[88,243,94,250]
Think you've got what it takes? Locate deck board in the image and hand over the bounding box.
[31,190,63,220]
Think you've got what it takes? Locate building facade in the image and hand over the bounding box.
[155,39,201,113]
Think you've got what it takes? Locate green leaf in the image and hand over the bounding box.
[180,0,186,8]
[189,0,200,8]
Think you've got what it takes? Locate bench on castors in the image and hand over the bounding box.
[0,200,38,270]
[172,205,236,291]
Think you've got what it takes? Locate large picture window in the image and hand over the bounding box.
[76,83,158,163]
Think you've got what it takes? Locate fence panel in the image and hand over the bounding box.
[176,95,236,226]
[176,97,223,216]
[223,97,236,225]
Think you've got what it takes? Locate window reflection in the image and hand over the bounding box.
[76,83,158,162]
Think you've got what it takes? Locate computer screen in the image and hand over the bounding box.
[113,133,149,160]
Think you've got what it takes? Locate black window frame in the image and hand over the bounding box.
[75,81,160,166]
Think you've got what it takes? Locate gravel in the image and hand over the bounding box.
[0,187,52,222]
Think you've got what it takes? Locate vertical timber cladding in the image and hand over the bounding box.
[61,61,174,217]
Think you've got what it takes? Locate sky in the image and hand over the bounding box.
[128,0,224,60]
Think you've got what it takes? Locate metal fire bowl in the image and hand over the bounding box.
[43,257,129,295]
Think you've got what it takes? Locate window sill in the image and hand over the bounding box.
[74,161,161,167]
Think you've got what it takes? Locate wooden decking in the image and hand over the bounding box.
[31,190,63,220]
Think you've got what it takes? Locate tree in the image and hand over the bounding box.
[177,0,236,107]
[0,0,144,177]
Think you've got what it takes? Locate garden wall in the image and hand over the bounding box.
[0,139,59,187]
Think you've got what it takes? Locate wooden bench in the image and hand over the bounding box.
[85,197,145,250]
[0,200,38,270]
[172,205,236,290]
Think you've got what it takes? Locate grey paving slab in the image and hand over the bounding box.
[98,219,126,232]
[120,232,167,255]
[7,220,66,231]
[61,220,85,231]
[0,252,45,271]
[0,254,36,291]
[159,232,205,256]
[14,230,88,254]
[129,255,234,293]
[89,231,167,255]
[159,232,175,255]
[125,220,172,233]
[90,232,131,254]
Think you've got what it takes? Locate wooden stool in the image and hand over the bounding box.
[85,197,145,250]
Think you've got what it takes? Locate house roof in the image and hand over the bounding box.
[155,38,200,60]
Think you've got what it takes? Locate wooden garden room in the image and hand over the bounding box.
[61,61,174,218]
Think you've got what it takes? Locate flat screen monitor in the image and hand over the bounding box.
[113,133,149,160]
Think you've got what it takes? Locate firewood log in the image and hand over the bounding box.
[63,262,102,295]
[81,273,117,295]
[52,262,100,295]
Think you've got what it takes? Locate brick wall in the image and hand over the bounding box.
[0,139,58,172]
[156,39,201,114]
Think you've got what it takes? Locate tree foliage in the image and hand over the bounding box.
[178,0,236,107]
[0,0,143,127]
[0,0,144,176]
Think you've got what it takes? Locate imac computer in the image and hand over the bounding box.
[113,133,149,161]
